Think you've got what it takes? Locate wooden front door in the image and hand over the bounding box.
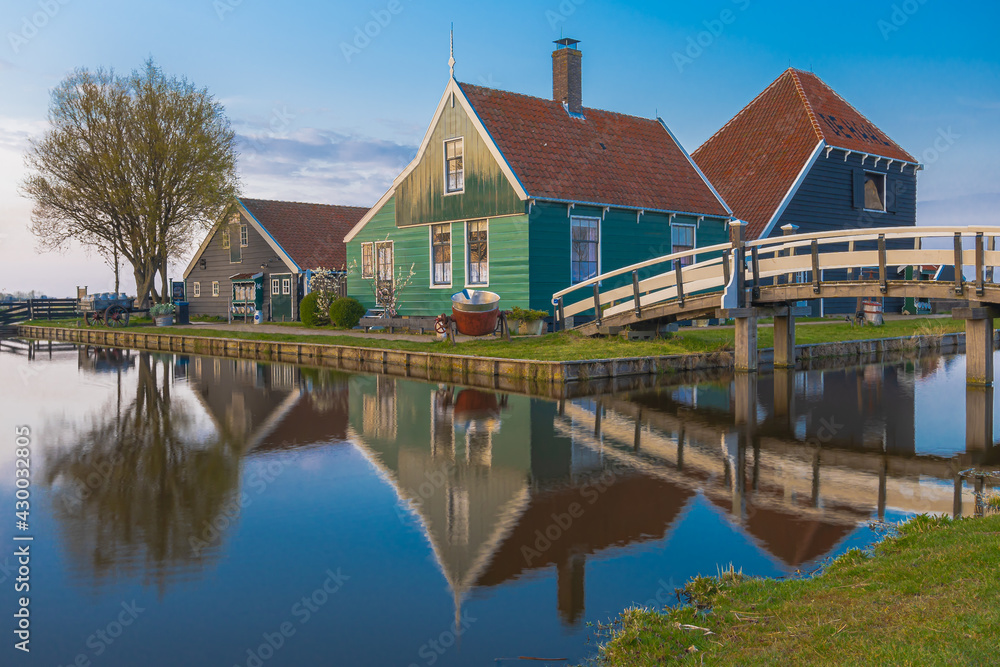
[270,273,293,321]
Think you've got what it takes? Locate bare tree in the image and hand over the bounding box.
[22,59,239,306]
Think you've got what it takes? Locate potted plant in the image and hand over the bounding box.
[509,307,549,336]
[150,303,175,327]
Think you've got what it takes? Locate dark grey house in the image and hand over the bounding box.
[183,198,367,321]
[693,68,920,315]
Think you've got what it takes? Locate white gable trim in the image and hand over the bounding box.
[395,79,528,199]
[237,200,302,273]
[757,140,826,240]
[343,186,395,244]
[343,78,529,245]
[657,118,733,217]
[825,145,922,172]
[183,217,225,279]
[183,200,301,278]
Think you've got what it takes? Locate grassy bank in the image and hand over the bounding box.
[596,514,1000,666]
[21,316,967,362]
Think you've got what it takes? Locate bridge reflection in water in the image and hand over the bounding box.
[346,354,998,627]
[29,345,997,631]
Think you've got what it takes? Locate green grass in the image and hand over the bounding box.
[21,316,967,362]
[594,514,1000,666]
[679,317,966,350]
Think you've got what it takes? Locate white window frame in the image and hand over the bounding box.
[429,223,453,288]
[864,171,887,213]
[570,216,602,285]
[464,219,489,287]
[375,240,394,283]
[221,229,230,249]
[444,137,465,195]
[282,278,291,295]
[360,242,374,279]
[671,223,697,267]
[240,224,249,247]
[193,282,201,298]
[212,281,220,297]
[271,278,280,295]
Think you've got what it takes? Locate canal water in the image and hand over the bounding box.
[0,340,996,667]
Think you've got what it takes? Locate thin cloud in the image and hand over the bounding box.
[235,126,414,206]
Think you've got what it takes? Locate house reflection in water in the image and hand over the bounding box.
[346,357,997,627]
[187,357,350,454]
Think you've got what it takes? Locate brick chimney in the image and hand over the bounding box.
[552,38,582,115]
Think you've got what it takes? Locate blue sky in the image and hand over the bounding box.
[1,0,998,294]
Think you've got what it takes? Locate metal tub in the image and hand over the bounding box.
[451,289,500,336]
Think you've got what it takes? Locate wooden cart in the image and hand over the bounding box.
[80,294,136,327]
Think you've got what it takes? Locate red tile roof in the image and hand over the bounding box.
[692,69,915,239]
[240,198,368,270]
[459,82,730,217]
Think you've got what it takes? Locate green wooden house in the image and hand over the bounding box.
[344,39,731,319]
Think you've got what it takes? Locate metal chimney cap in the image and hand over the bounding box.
[553,38,581,49]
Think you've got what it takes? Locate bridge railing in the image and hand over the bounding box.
[746,225,1000,297]
[551,224,1000,331]
[551,241,734,328]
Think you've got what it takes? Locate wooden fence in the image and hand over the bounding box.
[0,299,79,326]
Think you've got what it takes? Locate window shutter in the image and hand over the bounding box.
[852,169,865,209]
[886,178,900,214]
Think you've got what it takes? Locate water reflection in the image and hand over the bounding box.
[43,351,241,590]
[6,341,999,666]
[41,348,351,592]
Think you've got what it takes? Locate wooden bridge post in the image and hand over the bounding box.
[773,306,796,369]
[954,306,997,386]
[965,385,994,451]
[734,308,758,372]
[780,224,798,285]
[729,221,746,307]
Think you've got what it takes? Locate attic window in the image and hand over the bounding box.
[865,172,886,211]
[445,138,464,194]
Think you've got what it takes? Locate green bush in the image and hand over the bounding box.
[299,292,326,327]
[329,297,366,329]
[509,306,549,322]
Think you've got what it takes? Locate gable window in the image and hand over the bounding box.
[240,224,248,247]
[271,278,280,295]
[431,223,452,286]
[571,217,600,284]
[865,172,886,211]
[361,242,374,279]
[466,220,488,286]
[375,241,394,283]
[445,138,464,194]
[193,282,201,298]
[212,281,220,297]
[671,224,696,267]
[222,229,230,249]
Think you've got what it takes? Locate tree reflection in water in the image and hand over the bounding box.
[43,351,241,592]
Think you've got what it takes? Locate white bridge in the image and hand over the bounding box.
[553,223,1000,385]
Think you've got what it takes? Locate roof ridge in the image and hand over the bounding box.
[693,69,802,155]
[240,197,369,210]
[788,70,825,143]
[459,81,662,126]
